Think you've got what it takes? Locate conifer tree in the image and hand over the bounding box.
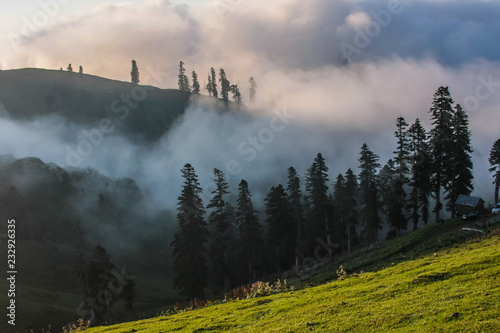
[67,64,73,72]
[192,71,200,94]
[206,73,213,96]
[286,167,304,267]
[87,245,116,323]
[343,169,359,253]
[265,184,295,273]
[207,169,230,293]
[390,116,410,234]
[236,179,262,283]
[79,66,83,74]
[305,153,332,256]
[379,159,407,237]
[171,163,208,299]
[358,144,382,243]
[489,139,500,204]
[333,174,347,248]
[249,77,257,104]
[408,118,432,229]
[131,60,140,84]
[219,68,231,102]
[231,84,242,104]
[178,61,191,92]
[210,67,218,98]
[428,86,454,222]
[445,104,474,217]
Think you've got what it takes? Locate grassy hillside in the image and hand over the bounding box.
[84,222,500,332]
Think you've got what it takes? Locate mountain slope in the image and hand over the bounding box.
[85,227,500,332]
[0,68,219,141]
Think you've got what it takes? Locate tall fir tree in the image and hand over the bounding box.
[236,179,262,283]
[333,174,347,250]
[231,84,242,104]
[428,86,455,222]
[265,184,295,273]
[207,169,230,293]
[343,169,359,254]
[305,153,333,256]
[210,67,218,98]
[489,139,500,204]
[191,71,200,94]
[219,68,231,102]
[87,245,116,323]
[178,61,191,92]
[390,117,410,235]
[206,73,213,96]
[131,60,140,84]
[67,63,73,72]
[445,104,474,217]
[286,166,304,268]
[358,144,382,243]
[379,160,407,237]
[408,118,432,229]
[79,66,83,74]
[171,163,208,299]
[249,77,257,104]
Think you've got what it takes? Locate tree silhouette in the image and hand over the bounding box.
[171,163,208,299]
[249,77,257,104]
[131,60,140,84]
[489,139,500,204]
[192,71,200,94]
[178,61,191,92]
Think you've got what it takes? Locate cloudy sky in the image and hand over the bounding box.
[1,0,500,204]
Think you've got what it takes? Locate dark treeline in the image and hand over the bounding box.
[171,86,478,300]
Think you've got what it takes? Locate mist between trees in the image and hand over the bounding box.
[170,85,498,299]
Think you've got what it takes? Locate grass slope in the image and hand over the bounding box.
[86,225,500,332]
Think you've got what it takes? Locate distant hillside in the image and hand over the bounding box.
[0,68,223,141]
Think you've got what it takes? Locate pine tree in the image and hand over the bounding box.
[219,68,231,102]
[445,104,474,217]
[178,61,191,92]
[333,174,347,249]
[79,66,83,74]
[343,169,359,253]
[305,153,332,256]
[87,245,116,323]
[428,86,455,222]
[236,179,262,283]
[249,77,257,104]
[206,74,213,96]
[358,144,382,243]
[286,167,304,268]
[192,71,200,94]
[210,67,218,98]
[390,117,410,235]
[131,60,140,84]
[490,139,500,204]
[207,169,230,293]
[379,160,407,237]
[408,118,432,229]
[265,184,295,273]
[67,64,73,72]
[171,163,208,299]
[231,84,242,104]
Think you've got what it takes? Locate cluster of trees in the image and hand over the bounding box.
[171,86,485,299]
[130,60,257,104]
[62,64,84,73]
